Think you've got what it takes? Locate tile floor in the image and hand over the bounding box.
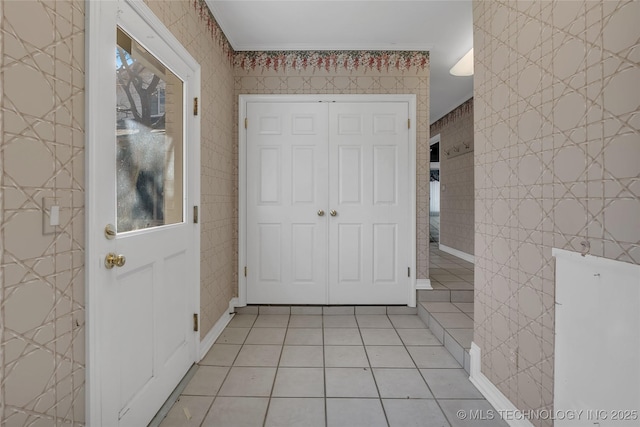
[419,243,476,370]
[158,309,507,427]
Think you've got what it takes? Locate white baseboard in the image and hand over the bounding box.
[469,343,534,427]
[416,279,433,290]
[198,298,239,360]
[439,243,474,264]
[228,297,239,314]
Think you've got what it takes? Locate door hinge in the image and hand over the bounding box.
[193,206,199,224]
[244,266,247,277]
[193,313,199,332]
[244,117,248,129]
[408,267,411,277]
[193,97,198,116]
[408,118,411,129]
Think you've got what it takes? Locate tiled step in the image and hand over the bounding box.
[417,301,473,374]
[417,288,473,303]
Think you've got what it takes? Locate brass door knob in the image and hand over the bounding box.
[318,210,325,217]
[105,253,126,269]
[330,210,337,217]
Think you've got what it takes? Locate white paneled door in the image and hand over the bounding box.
[87,1,200,425]
[246,102,329,303]
[244,97,414,305]
[328,103,410,304]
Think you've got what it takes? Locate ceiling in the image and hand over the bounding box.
[207,0,474,124]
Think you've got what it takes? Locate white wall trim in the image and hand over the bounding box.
[469,343,535,427]
[198,298,239,360]
[416,279,433,290]
[439,243,474,264]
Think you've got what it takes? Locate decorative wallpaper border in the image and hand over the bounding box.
[193,0,234,60]
[234,50,429,73]
[431,97,473,132]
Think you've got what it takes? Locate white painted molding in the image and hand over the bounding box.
[439,243,474,264]
[228,297,240,314]
[416,279,433,290]
[469,343,534,427]
[199,301,235,360]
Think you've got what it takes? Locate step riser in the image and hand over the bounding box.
[417,289,473,303]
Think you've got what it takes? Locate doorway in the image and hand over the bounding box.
[429,134,441,243]
[239,95,417,306]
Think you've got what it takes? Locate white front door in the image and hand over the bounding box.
[87,1,200,425]
[328,102,410,304]
[246,102,329,304]
[243,97,414,305]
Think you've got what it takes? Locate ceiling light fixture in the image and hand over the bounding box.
[450,48,474,76]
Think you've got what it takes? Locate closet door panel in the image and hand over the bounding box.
[328,102,410,304]
[246,102,329,304]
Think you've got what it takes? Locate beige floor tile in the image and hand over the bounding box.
[407,346,461,368]
[182,366,229,396]
[326,398,387,427]
[324,328,362,345]
[373,368,433,398]
[324,345,369,367]
[159,396,214,427]
[366,345,415,368]
[279,345,324,367]
[202,397,268,427]
[284,328,323,345]
[360,328,403,346]
[265,398,325,427]
[325,368,378,398]
[383,399,449,427]
[218,367,276,397]
[244,327,287,345]
[234,345,282,367]
[272,367,325,397]
[200,344,241,366]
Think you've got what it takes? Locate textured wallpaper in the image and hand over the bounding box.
[1,0,86,425]
[431,98,475,256]
[473,1,640,425]
[234,55,431,279]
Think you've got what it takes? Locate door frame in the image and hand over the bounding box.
[238,94,417,307]
[85,0,201,424]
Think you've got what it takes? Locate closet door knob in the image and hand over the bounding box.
[330,210,337,217]
[317,210,325,217]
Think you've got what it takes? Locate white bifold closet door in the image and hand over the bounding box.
[246,100,410,305]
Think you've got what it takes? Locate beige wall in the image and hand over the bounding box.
[0,0,236,424]
[473,1,640,425]
[1,0,86,424]
[430,98,474,255]
[235,52,431,278]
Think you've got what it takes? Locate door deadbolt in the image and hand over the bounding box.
[105,253,126,269]
[104,224,116,240]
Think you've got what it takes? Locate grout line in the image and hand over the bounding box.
[261,314,290,427]
[359,314,391,427]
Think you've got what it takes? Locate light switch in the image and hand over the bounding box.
[50,205,60,226]
[42,197,60,234]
